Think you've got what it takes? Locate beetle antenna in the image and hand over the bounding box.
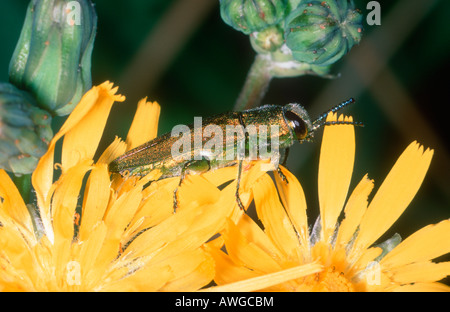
[322,120,364,127]
[311,98,363,131]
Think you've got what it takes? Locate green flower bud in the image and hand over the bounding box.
[220,0,288,35]
[250,25,284,54]
[0,83,53,175]
[9,0,97,116]
[286,0,302,13]
[284,0,363,66]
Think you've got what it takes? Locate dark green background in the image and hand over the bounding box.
[1,0,449,279]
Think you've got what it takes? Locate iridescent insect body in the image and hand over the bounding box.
[109,98,362,210]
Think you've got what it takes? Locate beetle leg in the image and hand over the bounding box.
[281,147,290,167]
[276,148,289,183]
[235,159,245,210]
[173,158,211,212]
[234,112,248,210]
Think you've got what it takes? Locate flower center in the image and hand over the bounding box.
[315,267,355,292]
[296,266,355,292]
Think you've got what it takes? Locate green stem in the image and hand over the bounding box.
[233,53,334,111]
[234,54,273,111]
[12,174,43,238]
[12,173,32,204]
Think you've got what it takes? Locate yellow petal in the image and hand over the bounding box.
[240,160,273,193]
[232,160,274,212]
[102,263,173,291]
[389,261,450,284]
[206,233,225,250]
[97,137,127,165]
[52,237,72,287]
[129,178,178,232]
[335,174,373,248]
[78,222,108,285]
[391,282,450,292]
[318,113,355,243]
[208,246,260,286]
[30,235,54,289]
[354,141,434,251]
[252,174,302,263]
[147,194,234,265]
[141,179,238,265]
[127,193,227,260]
[177,175,221,209]
[197,160,272,223]
[0,225,33,270]
[234,214,285,262]
[203,160,269,193]
[380,220,450,268]
[79,164,111,241]
[223,219,283,273]
[0,170,32,231]
[125,174,219,238]
[32,82,124,236]
[205,263,323,292]
[160,249,215,291]
[52,159,92,242]
[91,185,143,267]
[61,83,124,170]
[349,246,382,275]
[203,166,237,186]
[126,98,161,150]
[104,186,143,242]
[274,166,310,258]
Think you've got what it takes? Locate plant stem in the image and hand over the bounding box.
[12,173,32,204]
[233,53,333,111]
[234,54,273,111]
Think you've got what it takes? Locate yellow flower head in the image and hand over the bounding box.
[0,82,246,291]
[207,113,450,292]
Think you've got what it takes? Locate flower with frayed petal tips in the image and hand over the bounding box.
[206,113,450,292]
[0,81,257,291]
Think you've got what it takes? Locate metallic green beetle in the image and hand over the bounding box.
[109,98,361,211]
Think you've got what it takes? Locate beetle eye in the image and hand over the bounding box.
[284,110,308,140]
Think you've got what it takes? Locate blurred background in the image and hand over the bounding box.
[1,0,449,277]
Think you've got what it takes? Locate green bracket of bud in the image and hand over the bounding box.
[250,25,284,54]
[9,0,97,117]
[0,83,53,176]
[284,0,363,66]
[220,0,288,35]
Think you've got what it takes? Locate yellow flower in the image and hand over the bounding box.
[206,113,450,292]
[0,81,251,291]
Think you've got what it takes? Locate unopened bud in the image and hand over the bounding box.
[285,0,363,66]
[0,83,52,175]
[220,0,288,35]
[9,0,97,116]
